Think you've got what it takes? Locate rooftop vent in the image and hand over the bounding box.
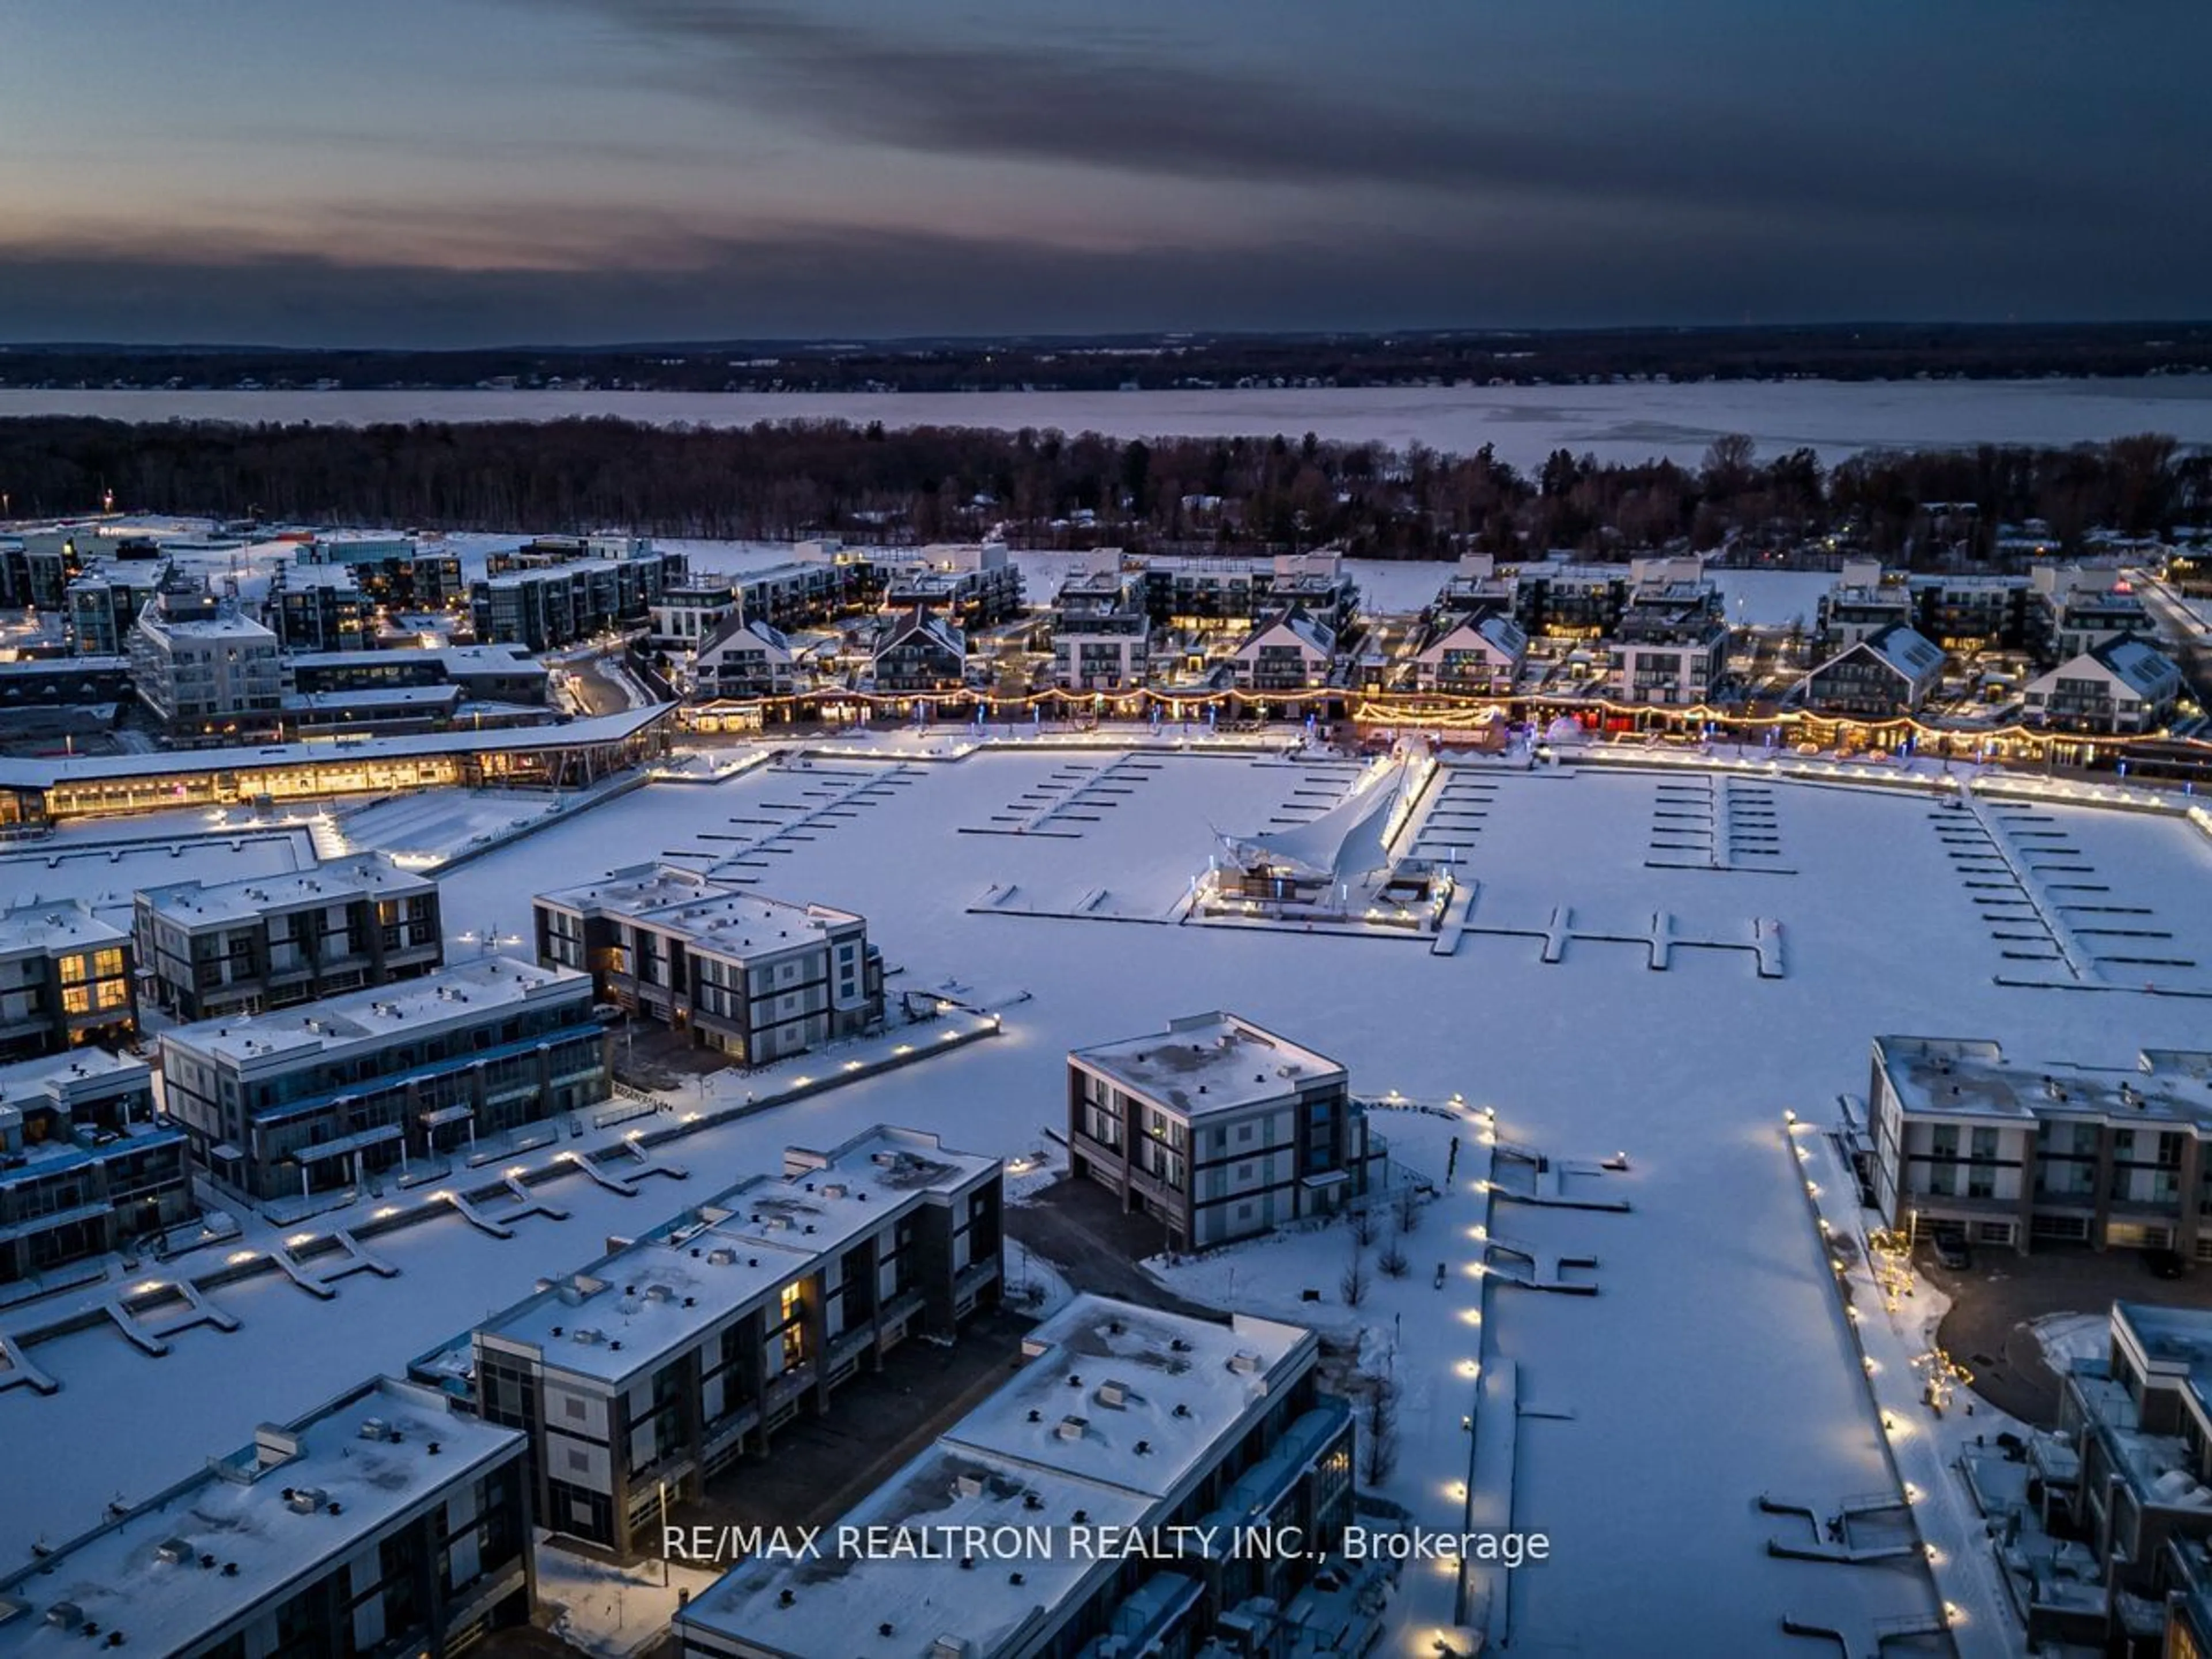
[44,1603,84,1632]
[1056,1416,1088,1442]
[1095,1380,1130,1410]
[284,1487,327,1515]
[571,1328,604,1346]
[1228,1351,1263,1375]
[154,1538,194,1565]
[953,1472,985,1498]
[706,1248,737,1267]
[821,1183,847,1200]
[645,1285,676,1304]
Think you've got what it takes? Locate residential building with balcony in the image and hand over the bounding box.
[650,578,740,650]
[288,643,551,706]
[1050,569,1150,691]
[459,1126,1001,1559]
[158,957,607,1201]
[0,901,137,1060]
[1907,573,2035,653]
[1608,580,1728,707]
[471,540,684,650]
[1816,559,1916,652]
[294,534,466,611]
[1429,553,1518,626]
[2022,637,2182,734]
[534,863,880,1066]
[127,591,293,736]
[65,559,169,656]
[268,563,373,652]
[2033,566,2152,662]
[733,559,872,630]
[0,1048,191,1283]
[687,616,800,700]
[878,543,1024,628]
[134,853,444,1021]
[1408,611,1527,695]
[1869,1035,2212,1257]
[674,1294,1361,1659]
[870,607,968,694]
[0,1375,534,1659]
[0,531,82,611]
[1796,622,1946,716]
[1067,1012,1385,1251]
[1231,607,1335,693]
[1136,551,1355,635]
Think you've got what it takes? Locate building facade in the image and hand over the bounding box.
[0,1376,534,1659]
[1231,608,1336,693]
[1050,569,1151,691]
[1608,581,1728,707]
[461,1126,1001,1558]
[1796,623,1946,716]
[160,957,608,1200]
[2022,637,2182,734]
[1067,1012,1385,1251]
[534,863,881,1066]
[674,1294,1361,1659]
[135,853,445,1020]
[1869,1035,2212,1257]
[687,616,800,699]
[127,592,294,736]
[0,1048,191,1283]
[1409,611,1527,695]
[871,608,968,694]
[0,901,137,1061]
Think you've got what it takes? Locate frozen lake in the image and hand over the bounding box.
[8,376,2212,468]
[7,744,2210,1654]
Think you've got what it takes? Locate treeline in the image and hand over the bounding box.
[5,321,2211,396]
[1,416,2207,565]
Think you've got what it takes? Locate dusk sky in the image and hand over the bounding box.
[2,1,2207,346]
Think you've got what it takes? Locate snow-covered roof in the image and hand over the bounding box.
[476,1127,994,1389]
[875,608,967,661]
[289,645,543,678]
[694,612,794,662]
[535,861,861,959]
[1237,607,1335,661]
[137,852,434,930]
[136,607,277,643]
[0,1046,147,1111]
[0,1377,522,1659]
[0,900,128,959]
[0,703,672,789]
[1804,623,1945,689]
[160,956,590,1074]
[1874,1035,2212,1130]
[677,1295,1316,1658]
[1414,612,1527,664]
[1071,1014,1343,1119]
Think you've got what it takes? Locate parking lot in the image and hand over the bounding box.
[1927,1241,2212,1425]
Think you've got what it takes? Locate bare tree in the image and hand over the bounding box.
[1349,1204,1376,1248]
[1394,1185,1421,1235]
[1361,1366,1401,1487]
[1340,1248,1370,1308]
[1379,1238,1410,1279]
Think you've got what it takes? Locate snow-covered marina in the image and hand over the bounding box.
[4,736,2210,1654]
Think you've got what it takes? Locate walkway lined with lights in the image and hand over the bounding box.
[1793,1115,2020,1659]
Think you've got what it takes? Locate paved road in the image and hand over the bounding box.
[1006,1177,1226,1321]
[1930,1243,2212,1427]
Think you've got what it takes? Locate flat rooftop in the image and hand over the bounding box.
[290,645,543,677]
[537,862,859,953]
[138,852,432,929]
[1071,1013,1342,1118]
[1877,1036,2212,1130]
[0,1378,520,1659]
[0,1046,146,1104]
[677,1294,1313,1658]
[0,903,129,957]
[478,1127,995,1388]
[161,955,589,1073]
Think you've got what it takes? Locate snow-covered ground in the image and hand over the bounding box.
[5,744,2211,1654]
[9,376,2212,469]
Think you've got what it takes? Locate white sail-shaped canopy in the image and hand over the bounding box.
[1218,744,1422,882]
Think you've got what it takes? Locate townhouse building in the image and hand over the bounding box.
[533,863,880,1066]
[134,853,444,1020]
[0,1048,191,1283]
[159,957,607,1201]
[459,1126,1001,1558]
[0,900,138,1061]
[1067,1012,1385,1251]
[0,1376,533,1658]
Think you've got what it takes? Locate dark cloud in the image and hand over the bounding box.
[0,210,2200,349]
[551,0,2181,236]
